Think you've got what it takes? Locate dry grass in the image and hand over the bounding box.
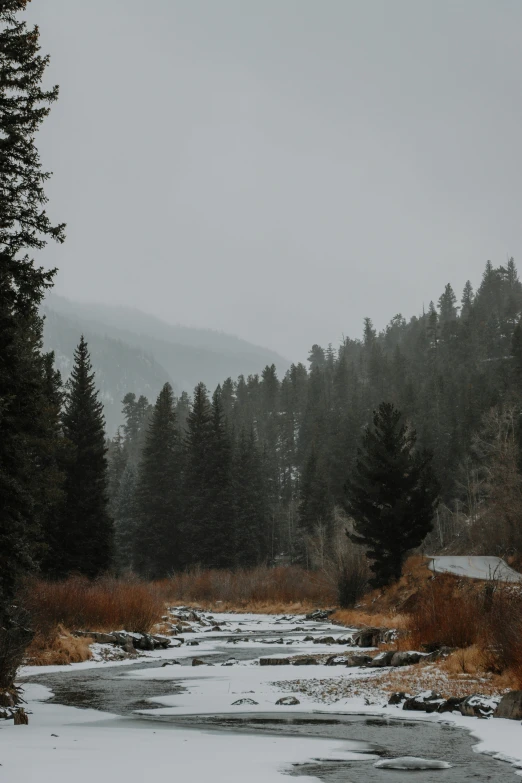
[380,662,512,699]
[331,608,408,631]
[25,625,93,666]
[441,646,486,676]
[356,556,434,613]
[24,576,165,635]
[158,566,336,609]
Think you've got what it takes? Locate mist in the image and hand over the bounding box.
[28,0,522,357]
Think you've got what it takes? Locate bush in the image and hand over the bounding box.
[24,575,164,635]
[158,566,336,608]
[405,574,483,651]
[482,587,522,684]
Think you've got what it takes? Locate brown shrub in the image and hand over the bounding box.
[25,625,93,666]
[441,645,486,676]
[157,566,336,609]
[482,587,522,685]
[404,574,483,651]
[24,575,164,635]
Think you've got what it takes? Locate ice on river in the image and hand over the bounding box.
[375,756,452,770]
[7,609,522,781]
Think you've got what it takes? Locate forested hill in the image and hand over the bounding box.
[106,258,522,573]
[42,294,290,433]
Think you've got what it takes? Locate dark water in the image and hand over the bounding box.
[20,633,519,782]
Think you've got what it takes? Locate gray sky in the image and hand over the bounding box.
[28,0,522,359]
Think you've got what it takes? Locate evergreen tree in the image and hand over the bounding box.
[175,390,191,433]
[0,0,64,689]
[298,444,332,538]
[37,353,68,575]
[133,383,183,576]
[460,280,474,319]
[183,383,214,565]
[107,427,127,516]
[345,402,439,587]
[206,388,236,568]
[114,463,137,572]
[438,283,458,324]
[308,344,326,370]
[234,428,268,566]
[60,337,113,577]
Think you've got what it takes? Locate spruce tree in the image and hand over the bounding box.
[114,463,138,573]
[234,428,267,566]
[184,383,214,565]
[206,388,235,568]
[299,445,331,537]
[60,337,113,577]
[133,383,183,576]
[36,352,68,575]
[345,402,439,587]
[107,427,127,515]
[0,0,64,690]
[438,283,458,324]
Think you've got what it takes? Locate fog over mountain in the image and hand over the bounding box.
[28,1,522,356]
[42,294,290,433]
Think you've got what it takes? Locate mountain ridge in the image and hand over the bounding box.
[42,294,291,433]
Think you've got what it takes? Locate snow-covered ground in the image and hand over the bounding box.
[3,610,522,781]
[427,555,522,583]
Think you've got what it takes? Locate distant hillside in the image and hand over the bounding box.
[42,295,290,433]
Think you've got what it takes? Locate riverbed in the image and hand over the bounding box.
[4,611,522,782]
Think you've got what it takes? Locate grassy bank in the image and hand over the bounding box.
[158,565,336,612]
[21,561,522,691]
[23,576,165,665]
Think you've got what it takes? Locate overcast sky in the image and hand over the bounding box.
[28,0,522,359]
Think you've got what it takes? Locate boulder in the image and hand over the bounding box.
[313,637,336,645]
[349,627,389,648]
[459,694,498,718]
[303,635,314,642]
[122,638,137,655]
[276,696,300,705]
[186,640,200,646]
[388,691,409,706]
[437,696,465,714]
[403,691,444,713]
[191,658,206,666]
[305,610,332,621]
[232,698,258,706]
[494,690,522,720]
[390,651,423,667]
[162,660,181,667]
[222,658,238,666]
[259,658,290,666]
[211,626,222,632]
[369,651,395,668]
[326,655,349,666]
[292,657,318,666]
[345,653,373,667]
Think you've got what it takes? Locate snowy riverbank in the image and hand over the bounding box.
[4,610,522,781]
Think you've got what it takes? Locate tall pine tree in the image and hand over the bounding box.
[60,337,113,577]
[0,0,65,691]
[345,402,439,587]
[133,383,184,576]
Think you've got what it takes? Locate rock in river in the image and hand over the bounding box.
[276,696,300,706]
